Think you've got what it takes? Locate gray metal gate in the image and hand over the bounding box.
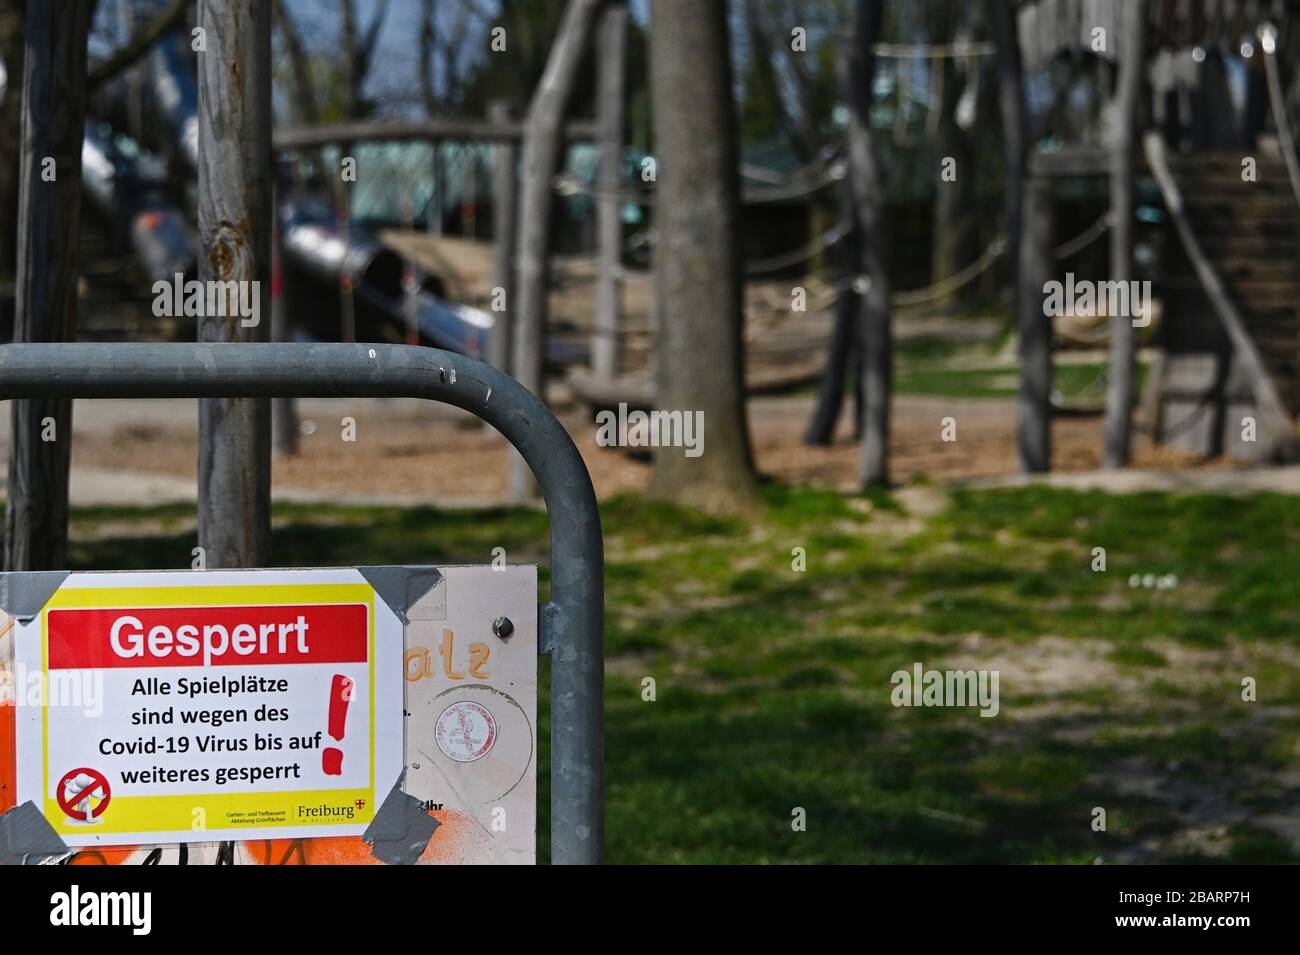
[0,341,604,865]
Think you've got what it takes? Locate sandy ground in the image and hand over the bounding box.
[0,391,1292,508]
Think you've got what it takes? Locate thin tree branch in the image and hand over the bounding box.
[420,0,438,113]
[743,0,812,160]
[361,0,390,65]
[274,0,319,124]
[87,0,185,89]
[340,0,360,114]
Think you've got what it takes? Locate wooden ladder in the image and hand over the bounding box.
[1145,135,1299,460]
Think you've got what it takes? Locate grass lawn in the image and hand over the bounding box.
[67,484,1300,863]
[895,361,1147,401]
[877,335,1147,401]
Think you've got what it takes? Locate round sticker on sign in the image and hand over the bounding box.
[434,700,497,763]
[57,767,111,824]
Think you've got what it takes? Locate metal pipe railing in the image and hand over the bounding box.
[0,341,604,864]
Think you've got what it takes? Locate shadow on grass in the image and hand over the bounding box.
[61,485,1300,863]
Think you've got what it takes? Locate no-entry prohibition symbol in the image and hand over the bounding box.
[57,768,111,821]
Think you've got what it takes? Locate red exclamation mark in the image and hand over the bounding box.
[322,674,352,776]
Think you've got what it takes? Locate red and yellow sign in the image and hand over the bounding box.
[14,571,404,847]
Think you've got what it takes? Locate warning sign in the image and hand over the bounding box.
[14,569,403,847]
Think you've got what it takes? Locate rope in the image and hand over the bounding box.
[740,152,842,185]
[744,220,851,275]
[892,236,1006,307]
[1052,210,1117,259]
[749,279,846,317]
[808,276,852,312]
[555,155,846,207]
[575,209,1121,356]
[735,209,1116,317]
[888,210,1113,307]
[552,174,656,204]
[563,204,1116,324]
[743,159,845,203]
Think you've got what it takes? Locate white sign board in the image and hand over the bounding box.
[2,565,538,864]
[400,565,538,864]
[14,569,403,846]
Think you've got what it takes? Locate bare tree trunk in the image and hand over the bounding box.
[743,0,831,272]
[509,0,603,501]
[742,0,813,160]
[340,0,361,118]
[930,4,980,311]
[593,4,626,382]
[419,0,438,113]
[847,0,892,488]
[648,0,758,510]
[5,0,94,572]
[990,0,1049,472]
[991,0,1025,319]
[0,0,26,283]
[489,100,518,374]
[805,44,864,447]
[196,0,272,567]
[1102,0,1146,467]
[805,180,859,446]
[1019,176,1053,472]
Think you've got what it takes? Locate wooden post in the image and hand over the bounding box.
[991,0,1024,324]
[489,100,517,374]
[990,0,1049,472]
[196,0,273,567]
[466,147,478,240]
[847,1,892,488]
[930,4,981,312]
[271,205,300,457]
[1019,176,1053,472]
[0,5,25,278]
[509,0,604,501]
[1102,0,1146,468]
[4,0,95,571]
[401,189,420,347]
[335,168,356,342]
[804,178,859,445]
[429,138,442,236]
[593,4,627,382]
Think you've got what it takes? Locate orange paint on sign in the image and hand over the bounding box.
[405,630,491,682]
[65,846,143,865]
[248,808,462,864]
[0,700,15,814]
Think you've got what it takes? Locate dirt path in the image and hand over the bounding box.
[0,392,1282,507]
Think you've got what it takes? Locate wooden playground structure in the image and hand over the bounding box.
[24,0,1300,519]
